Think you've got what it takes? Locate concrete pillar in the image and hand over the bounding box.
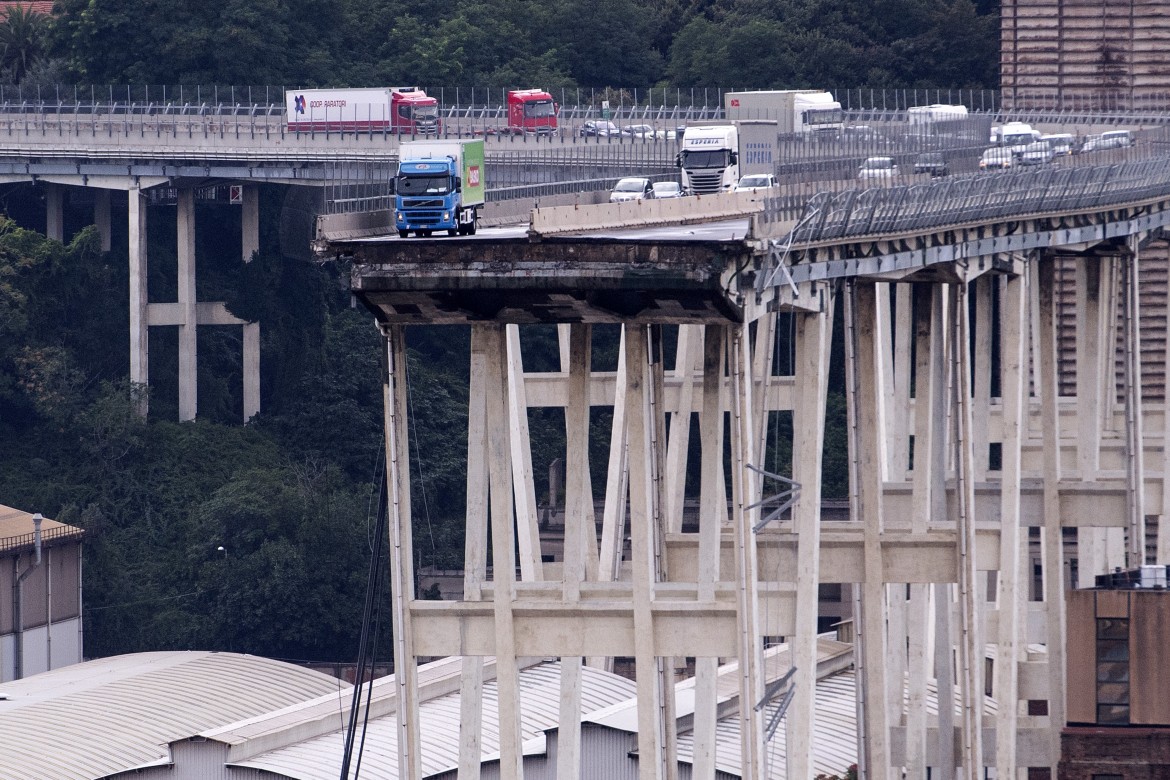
[243,322,260,422]
[94,190,111,252]
[995,270,1028,780]
[177,189,198,421]
[506,325,544,582]
[1038,257,1068,769]
[951,281,985,780]
[787,295,835,780]
[459,328,490,780]
[44,184,63,242]
[1123,241,1147,567]
[626,324,668,780]
[850,282,892,780]
[241,185,259,262]
[128,187,149,416]
[384,325,422,780]
[693,324,726,780]
[557,323,592,780]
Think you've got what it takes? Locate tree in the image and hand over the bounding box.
[0,5,48,84]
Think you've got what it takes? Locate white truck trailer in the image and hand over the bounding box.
[724,89,844,135]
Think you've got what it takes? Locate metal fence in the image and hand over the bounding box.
[779,148,1170,246]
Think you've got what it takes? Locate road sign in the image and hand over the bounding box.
[229,185,243,204]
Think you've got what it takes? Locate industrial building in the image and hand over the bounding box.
[1000,0,1170,110]
[0,504,84,681]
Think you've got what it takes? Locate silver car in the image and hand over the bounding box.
[651,181,683,198]
[610,177,655,202]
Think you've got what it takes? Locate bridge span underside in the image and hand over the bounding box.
[330,185,1170,780]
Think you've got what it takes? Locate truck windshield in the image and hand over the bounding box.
[523,100,555,117]
[805,108,844,126]
[398,174,451,195]
[412,105,438,120]
[680,149,730,168]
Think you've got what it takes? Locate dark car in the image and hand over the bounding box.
[912,152,949,177]
[579,120,620,137]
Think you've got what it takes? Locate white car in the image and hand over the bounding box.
[734,174,777,192]
[979,147,1014,170]
[651,181,683,198]
[857,157,898,180]
[1081,130,1133,153]
[1019,141,1054,166]
[609,177,655,202]
[621,124,656,139]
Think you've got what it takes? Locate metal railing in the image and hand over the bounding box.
[781,147,1170,245]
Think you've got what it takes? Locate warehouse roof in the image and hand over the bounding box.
[0,503,84,553]
[231,656,638,779]
[0,651,343,780]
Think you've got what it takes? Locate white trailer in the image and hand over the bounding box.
[724,89,844,134]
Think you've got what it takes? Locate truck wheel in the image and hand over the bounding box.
[466,221,477,236]
[447,228,458,237]
[398,229,409,239]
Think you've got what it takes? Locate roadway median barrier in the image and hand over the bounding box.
[528,190,766,237]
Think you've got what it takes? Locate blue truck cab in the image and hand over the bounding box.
[394,139,484,238]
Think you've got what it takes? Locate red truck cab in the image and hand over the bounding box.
[507,89,557,135]
[390,87,440,134]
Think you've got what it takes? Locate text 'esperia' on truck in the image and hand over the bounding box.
[395,139,485,238]
[675,120,779,195]
[285,87,440,134]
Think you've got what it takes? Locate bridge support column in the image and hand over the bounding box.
[693,324,727,780]
[847,282,892,780]
[383,324,422,780]
[458,328,489,780]
[626,324,671,780]
[907,284,948,779]
[1038,257,1068,771]
[787,291,835,780]
[1123,240,1148,567]
[177,189,198,422]
[128,187,149,416]
[951,281,985,780]
[241,185,259,262]
[94,190,111,252]
[44,183,63,242]
[995,270,1028,780]
[1076,255,1107,587]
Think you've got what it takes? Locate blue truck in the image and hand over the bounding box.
[394,139,485,238]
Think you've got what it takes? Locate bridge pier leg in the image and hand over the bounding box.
[1123,240,1148,567]
[847,282,892,780]
[907,283,947,779]
[383,324,422,780]
[1076,255,1107,587]
[177,189,198,422]
[128,186,149,416]
[241,185,259,262]
[1038,257,1068,772]
[787,291,835,780]
[94,190,111,252]
[693,324,726,780]
[44,183,63,242]
[995,270,1028,780]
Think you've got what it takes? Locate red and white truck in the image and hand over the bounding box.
[506,89,557,135]
[285,87,440,134]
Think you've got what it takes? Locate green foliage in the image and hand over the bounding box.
[43,0,999,88]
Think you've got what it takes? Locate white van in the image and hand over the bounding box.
[999,122,1041,157]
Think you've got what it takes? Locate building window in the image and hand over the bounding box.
[1096,617,1129,725]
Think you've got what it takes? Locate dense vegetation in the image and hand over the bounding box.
[0,0,989,664]
[0,0,999,90]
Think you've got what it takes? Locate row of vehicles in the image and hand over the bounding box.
[285,87,559,135]
[608,172,777,202]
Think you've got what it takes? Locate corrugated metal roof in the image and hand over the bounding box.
[0,651,343,780]
[233,659,637,780]
[0,503,84,553]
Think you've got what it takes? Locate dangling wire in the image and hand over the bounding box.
[339,460,388,780]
